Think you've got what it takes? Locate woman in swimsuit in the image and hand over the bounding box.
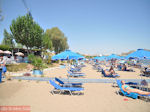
[121,80,150,95]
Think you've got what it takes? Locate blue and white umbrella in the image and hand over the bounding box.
[107,54,121,60]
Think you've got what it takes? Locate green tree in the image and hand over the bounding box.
[16,43,23,49]
[46,27,69,54]
[42,33,53,50]
[2,29,15,48]
[10,14,44,53]
[41,33,53,59]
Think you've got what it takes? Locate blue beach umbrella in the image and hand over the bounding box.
[94,56,106,61]
[120,56,125,59]
[94,56,100,60]
[52,50,84,60]
[126,49,150,59]
[107,54,121,60]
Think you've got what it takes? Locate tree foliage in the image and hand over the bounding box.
[16,43,23,49]
[2,29,15,48]
[0,45,11,51]
[10,14,44,51]
[28,54,44,70]
[46,27,69,54]
[42,33,52,50]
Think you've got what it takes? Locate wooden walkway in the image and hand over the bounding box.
[11,76,150,83]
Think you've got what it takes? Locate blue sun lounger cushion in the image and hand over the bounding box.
[116,80,138,99]
[67,71,85,77]
[55,77,82,87]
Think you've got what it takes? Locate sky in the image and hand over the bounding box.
[0,0,150,55]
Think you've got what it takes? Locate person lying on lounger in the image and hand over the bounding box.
[104,68,118,76]
[121,80,150,95]
[122,64,134,72]
[109,66,115,74]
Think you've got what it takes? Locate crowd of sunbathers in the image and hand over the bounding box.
[92,60,150,97]
[92,59,136,76]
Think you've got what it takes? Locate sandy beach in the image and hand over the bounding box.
[1,0,150,111]
[0,63,150,112]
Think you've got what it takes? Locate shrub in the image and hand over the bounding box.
[28,54,35,63]
[44,54,52,64]
[28,54,44,70]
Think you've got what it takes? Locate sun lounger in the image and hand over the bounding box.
[70,67,81,72]
[116,80,150,100]
[112,80,138,87]
[97,66,103,72]
[67,70,85,77]
[55,77,83,87]
[49,80,84,95]
[101,69,120,78]
[93,65,102,72]
[117,65,134,72]
[69,70,85,74]
[140,68,150,77]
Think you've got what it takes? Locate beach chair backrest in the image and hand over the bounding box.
[116,80,122,90]
[117,80,131,95]
[116,80,138,99]
[49,80,62,89]
[55,77,64,85]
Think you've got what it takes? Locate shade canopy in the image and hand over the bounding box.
[126,49,150,59]
[15,52,24,56]
[0,50,3,53]
[107,54,121,60]
[52,50,84,60]
[3,50,11,54]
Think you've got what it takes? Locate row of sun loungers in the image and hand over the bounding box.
[49,63,86,95]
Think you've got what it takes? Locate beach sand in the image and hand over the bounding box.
[0,63,150,112]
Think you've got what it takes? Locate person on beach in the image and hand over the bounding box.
[0,57,7,79]
[104,66,118,76]
[109,66,115,74]
[104,70,118,76]
[121,80,150,95]
[122,64,134,72]
[122,64,127,71]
